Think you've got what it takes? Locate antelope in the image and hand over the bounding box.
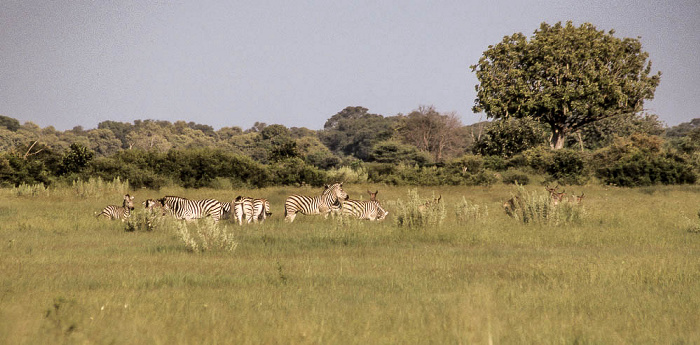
[418,195,442,212]
[545,185,566,205]
[570,192,585,204]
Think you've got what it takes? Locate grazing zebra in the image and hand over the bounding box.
[97,194,135,221]
[252,198,272,223]
[158,196,222,222]
[284,183,349,223]
[232,196,254,225]
[341,190,388,221]
[220,201,232,220]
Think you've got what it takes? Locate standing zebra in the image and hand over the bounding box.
[97,194,135,221]
[232,196,254,225]
[341,190,389,221]
[284,183,349,223]
[220,201,232,220]
[158,196,222,223]
[252,198,272,223]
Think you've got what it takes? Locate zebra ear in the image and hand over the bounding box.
[325,184,329,189]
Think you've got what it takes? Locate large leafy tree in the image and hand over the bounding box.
[471,21,661,149]
[319,106,395,160]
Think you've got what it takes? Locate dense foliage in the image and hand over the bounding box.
[471,21,661,149]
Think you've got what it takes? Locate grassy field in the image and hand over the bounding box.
[1,182,699,344]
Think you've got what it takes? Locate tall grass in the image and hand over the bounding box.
[505,184,587,225]
[0,184,699,344]
[394,189,446,228]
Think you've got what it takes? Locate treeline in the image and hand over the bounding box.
[0,108,698,189]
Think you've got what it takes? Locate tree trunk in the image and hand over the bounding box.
[550,126,567,150]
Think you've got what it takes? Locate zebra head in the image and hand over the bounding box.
[123,194,135,210]
[323,183,349,203]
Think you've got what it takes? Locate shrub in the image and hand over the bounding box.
[501,169,530,185]
[174,218,238,253]
[504,184,586,225]
[545,149,589,185]
[455,197,489,222]
[596,152,697,187]
[71,177,130,198]
[395,189,446,228]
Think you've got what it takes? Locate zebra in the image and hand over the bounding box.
[232,196,254,225]
[97,194,135,221]
[341,190,389,221]
[158,196,222,223]
[284,183,349,223]
[220,201,232,220]
[252,198,272,223]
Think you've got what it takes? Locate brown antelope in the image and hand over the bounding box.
[570,192,585,204]
[545,185,566,205]
[502,196,520,217]
[368,190,378,201]
[418,195,442,212]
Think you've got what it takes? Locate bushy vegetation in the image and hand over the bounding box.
[1,112,698,189]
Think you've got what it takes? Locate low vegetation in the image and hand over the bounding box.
[1,182,699,343]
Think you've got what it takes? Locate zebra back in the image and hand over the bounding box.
[233,196,254,225]
[160,196,222,222]
[284,183,348,222]
[252,198,271,222]
[342,199,388,221]
[97,194,134,221]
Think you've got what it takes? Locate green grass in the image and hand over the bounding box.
[1,184,699,344]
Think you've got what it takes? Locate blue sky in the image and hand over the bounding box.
[1,0,698,131]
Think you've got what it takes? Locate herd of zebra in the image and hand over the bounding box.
[96,183,389,224]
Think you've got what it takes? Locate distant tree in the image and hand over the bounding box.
[567,112,664,150]
[0,115,21,132]
[246,122,267,133]
[87,128,123,156]
[472,117,548,157]
[471,21,661,149]
[319,106,395,160]
[369,140,432,165]
[59,143,94,175]
[98,121,134,149]
[665,118,700,138]
[396,105,464,162]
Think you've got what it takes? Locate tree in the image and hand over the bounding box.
[472,117,548,157]
[0,115,21,132]
[396,105,465,162]
[567,112,664,150]
[471,21,661,149]
[319,106,395,160]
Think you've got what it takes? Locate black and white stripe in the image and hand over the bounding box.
[97,194,135,221]
[284,183,349,223]
[252,198,272,223]
[341,199,389,221]
[159,196,222,222]
[233,196,254,225]
[220,201,232,220]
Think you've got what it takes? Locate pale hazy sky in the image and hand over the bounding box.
[1,1,699,131]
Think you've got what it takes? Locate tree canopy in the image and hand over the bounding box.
[471,21,661,149]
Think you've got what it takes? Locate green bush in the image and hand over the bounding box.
[546,149,589,185]
[596,152,697,187]
[501,169,531,185]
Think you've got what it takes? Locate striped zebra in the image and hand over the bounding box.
[284,183,349,223]
[232,196,254,225]
[252,198,272,223]
[97,194,135,221]
[220,201,232,220]
[158,196,222,223]
[341,190,389,221]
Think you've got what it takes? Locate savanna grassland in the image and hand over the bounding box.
[1,182,699,344]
